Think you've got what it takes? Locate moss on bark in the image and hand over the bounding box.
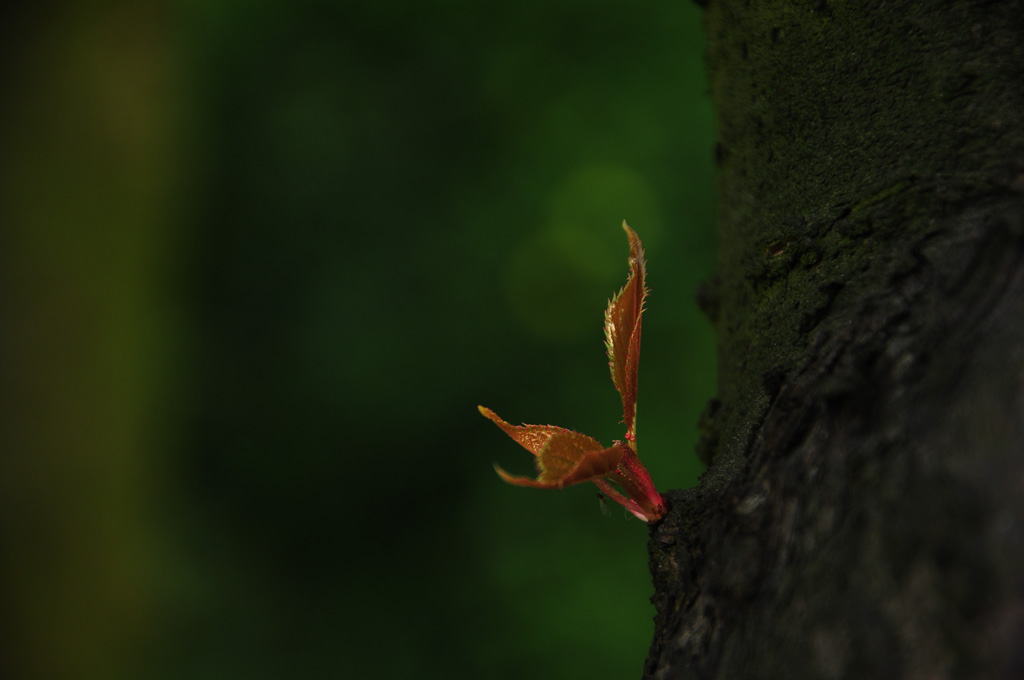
[705,0,1024,477]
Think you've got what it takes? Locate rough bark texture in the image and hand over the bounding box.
[646,2,1024,678]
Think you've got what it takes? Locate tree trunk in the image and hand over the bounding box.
[646,2,1024,678]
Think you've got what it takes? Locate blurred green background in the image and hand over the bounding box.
[0,1,715,678]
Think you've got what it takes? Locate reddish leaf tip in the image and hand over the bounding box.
[493,462,550,488]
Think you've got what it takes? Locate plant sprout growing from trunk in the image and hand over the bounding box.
[479,222,665,522]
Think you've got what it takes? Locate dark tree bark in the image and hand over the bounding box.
[646,2,1024,678]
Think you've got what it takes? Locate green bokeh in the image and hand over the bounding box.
[1,1,715,678]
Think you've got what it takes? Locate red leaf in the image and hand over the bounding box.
[604,222,647,437]
[477,406,600,455]
[494,434,625,489]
